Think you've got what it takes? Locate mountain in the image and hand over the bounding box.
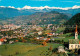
[1,6,80,19]
[64,13,80,26]
[64,13,80,34]
[6,11,70,25]
[0,7,78,18]
[0,7,34,19]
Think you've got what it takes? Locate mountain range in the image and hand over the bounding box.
[1,7,80,19]
[4,11,69,25]
[1,7,80,25]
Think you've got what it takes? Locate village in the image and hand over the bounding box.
[0,23,80,56]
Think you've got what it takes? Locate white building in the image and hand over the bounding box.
[69,25,80,50]
[38,31,42,35]
[0,41,2,45]
[69,44,80,50]
[0,38,4,45]
[58,46,65,53]
[75,25,78,39]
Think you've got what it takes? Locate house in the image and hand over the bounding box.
[45,38,50,42]
[47,24,52,29]
[36,37,40,40]
[0,41,2,45]
[36,27,43,31]
[52,33,55,35]
[69,25,80,50]
[38,31,42,35]
[9,41,14,44]
[47,33,53,36]
[58,46,65,53]
[0,38,4,45]
[36,37,44,40]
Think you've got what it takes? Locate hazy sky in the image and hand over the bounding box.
[0,0,80,8]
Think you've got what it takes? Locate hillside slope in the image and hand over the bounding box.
[64,13,80,34]
[9,11,70,25]
[64,13,80,25]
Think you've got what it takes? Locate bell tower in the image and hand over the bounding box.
[75,25,78,39]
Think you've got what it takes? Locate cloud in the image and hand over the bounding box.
[8,6,15,8]
[31,0,51,1]
[0,6,16,9]
[17,5,80,10]
[0,5,80,10]
[16,5,70,10]
[71,5,80,9]
[0,6,5,8]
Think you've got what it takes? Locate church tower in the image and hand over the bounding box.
[75,25,78,39]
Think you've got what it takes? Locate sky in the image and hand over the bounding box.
[0,0,80,8]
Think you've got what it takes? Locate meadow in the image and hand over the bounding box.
[0,42,63,56]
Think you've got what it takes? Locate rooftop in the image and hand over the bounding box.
[69,39,79,44]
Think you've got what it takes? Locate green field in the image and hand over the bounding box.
[54,34,80,42]
[54,36,74,42]
[0,42,63,56]
[56,27,65,33]
[54,33,75,42]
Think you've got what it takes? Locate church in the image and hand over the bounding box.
[69,25,80,50]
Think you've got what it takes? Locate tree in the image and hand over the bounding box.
[15,40,18,42]
[49,46,53,51]
[21,37,23,39]
[42,41,47,46]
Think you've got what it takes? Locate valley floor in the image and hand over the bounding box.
[0,42,64,56]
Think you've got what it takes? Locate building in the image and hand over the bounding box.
[38,31,42,35]
[69,25,80,50]
[47,33,53,36]
[75,25,78,39]
[58,46,65,53]
[0,38,4,45]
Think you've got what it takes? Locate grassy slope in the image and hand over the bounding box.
[54,33,73,42]
[0,42,63,56]
[56,27,65,33]
[55,33,80,42]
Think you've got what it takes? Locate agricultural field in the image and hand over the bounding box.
[54,34,80,42]
[0,42,63,56]
[54,33,74,42]
[56,27,65,33]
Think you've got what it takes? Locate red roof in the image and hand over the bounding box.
[45,38,50,42]
[0,38,4,42]
[42,37,44,38]
[47,33,53,35]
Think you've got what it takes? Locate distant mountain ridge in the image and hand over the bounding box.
[64,13,80,26]
[0,7,80,18]
[64,13,80,34]
[0,7,35,19]
[6,11,70,25]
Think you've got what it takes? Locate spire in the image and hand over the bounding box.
[75,25,78,33]
[75,25,78,39]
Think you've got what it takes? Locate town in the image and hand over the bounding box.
[0,23,80,56]
[0,0,80,56]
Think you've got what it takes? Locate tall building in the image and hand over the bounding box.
[69,25,80,50]
[75,25,78,39]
